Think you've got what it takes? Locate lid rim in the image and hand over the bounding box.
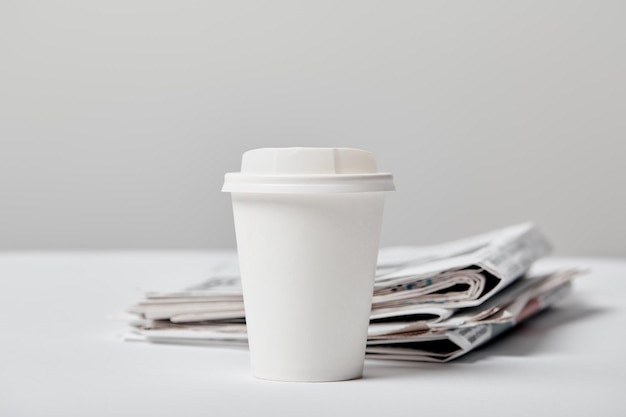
[222,172,395,194]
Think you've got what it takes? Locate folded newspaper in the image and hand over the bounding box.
[124,223,581,362]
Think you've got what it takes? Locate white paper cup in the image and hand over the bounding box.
[222,148,394,382]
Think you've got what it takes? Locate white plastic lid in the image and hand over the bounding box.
[222,147,395,193]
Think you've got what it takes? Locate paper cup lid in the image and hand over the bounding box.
[222,148,395,193]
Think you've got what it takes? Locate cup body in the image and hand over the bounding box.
[231,191,386,382]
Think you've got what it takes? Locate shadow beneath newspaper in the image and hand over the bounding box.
[455,297,611,364]
[362,297,611,378]
[363,358,449,380]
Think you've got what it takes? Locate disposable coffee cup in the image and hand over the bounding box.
[222,147,394,382]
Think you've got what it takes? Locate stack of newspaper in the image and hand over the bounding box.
[124,223,581,362]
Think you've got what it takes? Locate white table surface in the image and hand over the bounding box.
[1,252,625,417]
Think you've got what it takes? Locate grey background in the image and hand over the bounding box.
[1,1,624,255]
